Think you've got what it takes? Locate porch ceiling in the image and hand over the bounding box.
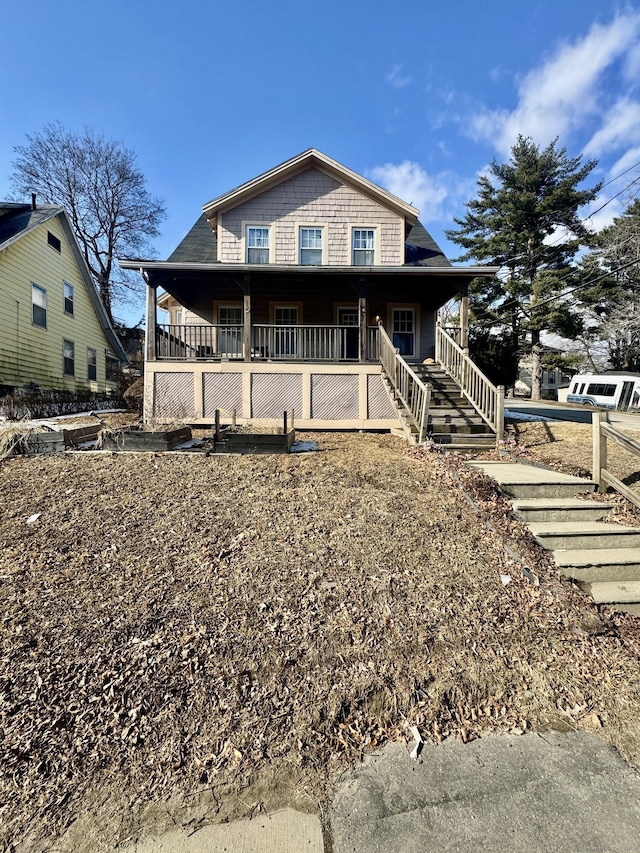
[121,261,497,313]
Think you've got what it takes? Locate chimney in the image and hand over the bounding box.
[31,193,36,211]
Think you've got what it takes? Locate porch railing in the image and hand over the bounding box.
[156,324,379,362]
[435,323,504,441]
[157,324,243,359]
[378,322,430,443]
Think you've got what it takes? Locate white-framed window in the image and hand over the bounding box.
[87,347,97,381]
[247,226,270,263]
[300,227,323,265]
[352,228,375,265]
[32,283,47,328]
[63,339,75,377]
[217,305,243,358]
[175,310,183,325]
[392,308,415,357]
[64,282,74,316]
[274,306,299,357]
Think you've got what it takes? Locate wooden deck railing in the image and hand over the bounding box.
[378,322,431,443]
[157,324,243,359]
[157,324,379,362]
[435,323,504,442]
[592,412,640,508]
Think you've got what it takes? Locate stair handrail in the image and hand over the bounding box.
[435,323,504,442]
[378,322,431,443]
[592,411,640,509]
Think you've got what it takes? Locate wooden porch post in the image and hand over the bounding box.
[243,275,251,363]
[358,279,367,363]
[144,272,157,361]
[460,285,469,350]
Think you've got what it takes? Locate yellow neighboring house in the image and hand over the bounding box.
[0,201,127,394]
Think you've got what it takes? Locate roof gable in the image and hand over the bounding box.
[0,202,127,362]
[202,149,420,226]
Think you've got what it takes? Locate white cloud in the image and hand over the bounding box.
[387,64,411,89]
[584,98,640,156]
[368,161,473,222]
[469,11,640,156]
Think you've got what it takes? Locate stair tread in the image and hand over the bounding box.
[512,498,616,509]
[530,522,640,535]
[554,549,640,566]
[579,581,640,604]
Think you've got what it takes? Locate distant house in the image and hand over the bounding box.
[121,149,494,428]
[0,201,127,395]
[517,351,577,400]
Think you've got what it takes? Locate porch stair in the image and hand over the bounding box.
[412,364,495,449]
[466,460,640,616]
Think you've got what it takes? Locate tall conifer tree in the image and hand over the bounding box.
[446,136,600,398]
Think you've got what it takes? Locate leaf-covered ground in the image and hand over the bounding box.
[2,433,640,851]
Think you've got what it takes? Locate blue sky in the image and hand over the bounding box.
[2,1,640,323]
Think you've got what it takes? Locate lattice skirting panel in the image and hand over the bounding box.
[203,372,243,418]
[367,374,396,418]
[311,374,359,420]
[153,372,195,419]
[251,373,303,419]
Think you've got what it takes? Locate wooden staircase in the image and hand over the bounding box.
[410,364,496,449]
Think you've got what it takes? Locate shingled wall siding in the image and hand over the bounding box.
[219,168,404,266]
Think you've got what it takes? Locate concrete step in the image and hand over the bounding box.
[512,498,616,523]
[553,549,640,583]
[466,462,597,499]
[580,580,640,605]
[530,521,640,550]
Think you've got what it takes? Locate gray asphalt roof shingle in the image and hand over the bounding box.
[0,204,62,249]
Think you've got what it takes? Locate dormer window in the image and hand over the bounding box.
[352,229,375,265]
[247,226,270,264]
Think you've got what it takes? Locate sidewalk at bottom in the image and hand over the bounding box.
[126,730,640,853]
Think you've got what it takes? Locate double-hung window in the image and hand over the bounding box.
[392,308,415,357]
[32,284,47,328]
[247,226,270,263]
[63,340,75,376]
[64,282,74,316]
[352,229,375,265]
[300,227,322,265]
[87,348,97,381]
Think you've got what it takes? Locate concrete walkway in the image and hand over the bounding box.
[125,808,323,852]
[123,732,640,852]
[331,732,640,853]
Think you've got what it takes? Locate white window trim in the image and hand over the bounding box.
[31,283,47,329]
[295,223,327,266]
[350,226,380,266]
[243,222,272,264]
[269,302,303,324]
[63,339,75,377]
[387,304,420,359]
[63,282,74,317]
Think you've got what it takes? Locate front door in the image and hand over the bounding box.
[338,307,359,360]
[619,381,635,411]
[392,308,415,357]
[218,306,242,358]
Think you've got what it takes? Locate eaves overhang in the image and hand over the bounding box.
[201,149,420,227]
[119,260,499,278]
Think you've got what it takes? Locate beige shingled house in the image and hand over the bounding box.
[121,149,500,442]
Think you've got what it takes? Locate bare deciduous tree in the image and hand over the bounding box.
[10,123,166,324]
